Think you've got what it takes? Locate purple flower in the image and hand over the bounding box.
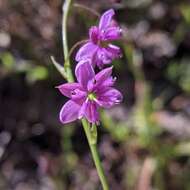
[57,60,123,124]
[75,9,122,68]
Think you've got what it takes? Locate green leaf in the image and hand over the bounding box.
[50,56,67,79]
[0,52,14,70]
[180,4,190,25]
[27,66,48,82]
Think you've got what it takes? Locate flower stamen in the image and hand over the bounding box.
[88,92,97,100]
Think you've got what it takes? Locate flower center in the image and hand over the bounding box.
[88,92,97,101]
[98,40,109,48]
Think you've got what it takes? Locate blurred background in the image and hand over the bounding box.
[0,0,190,189]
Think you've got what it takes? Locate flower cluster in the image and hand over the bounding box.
[58,9,123,124]
[76,9,122,68]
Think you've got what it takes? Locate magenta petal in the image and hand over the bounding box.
[57,83,81,98]
[89,26,99,43]
[71,89,87,104]
[100,77,116,88]
[95,66,113,84]
[97,88,123,108]
[106,44,121,58]
[95,45,121,68]
[84,101,99,123]
[59,100,80,124]
[99,9,115,30]
[87,79,95,92]
[104,27,121,40]
[75,60,95,89]
[78,100,88,119]
[96,48,112,66]
[75,42,98,62]
[92,50,104,68]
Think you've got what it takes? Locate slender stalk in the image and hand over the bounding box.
[82,119,109,190]
[73,3,100,17]
[62,1,109,189]
[62,0,74,82]
[68,39,88,59]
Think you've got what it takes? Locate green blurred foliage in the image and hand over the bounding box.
[26,66,48,83]
[0,51,49,83]
[167,58,190,93]
[0,52,14,70]
[180,4,190,25]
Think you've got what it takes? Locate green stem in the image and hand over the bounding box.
[62,0,74,82]
[82,119,109,190]
[62,1,109,189]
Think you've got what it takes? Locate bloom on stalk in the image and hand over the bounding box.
[75,9,122,68]
[57,60,123,124]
